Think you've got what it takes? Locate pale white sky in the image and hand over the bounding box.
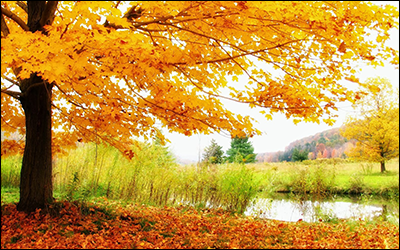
[164,1,400,161]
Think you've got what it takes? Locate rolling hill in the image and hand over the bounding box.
[256,126,356,162]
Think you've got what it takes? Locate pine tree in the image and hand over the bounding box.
[202,139,224,164]
[226,137,256,163]
[292,147,309,162]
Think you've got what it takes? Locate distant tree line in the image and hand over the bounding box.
[256,128,353,163]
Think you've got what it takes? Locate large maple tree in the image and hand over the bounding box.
[1,1,398,212]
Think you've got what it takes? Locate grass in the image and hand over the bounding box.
[1,143,399,211]
[251,158,399,197]
[1,187,19,204]
[1,142,261,213]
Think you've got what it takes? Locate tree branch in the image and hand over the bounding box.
[1,6,29,31]
[53,82,87,109]
[40,1,58,27]
[122,76,219,131]
[1,89,21,100]
[2,75,21,87]
[113,1,122,9]
[16,1,28,13]
[1,12,10,37]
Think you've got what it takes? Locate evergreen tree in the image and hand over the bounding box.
[202,139,224,164]
[226,136,256,163]
[292,147,309,162]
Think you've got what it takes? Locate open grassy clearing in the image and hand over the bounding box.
[251,158,399,197]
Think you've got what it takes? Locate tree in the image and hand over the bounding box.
[1,2,398,212]
[315,143,326,157]
[331,149,337,158]
[226,136,256,163]
[292,147,309,162]
[202,139,224,164]
[341,77,399,172]
[322,149,330,158]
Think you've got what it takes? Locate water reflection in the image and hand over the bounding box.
[179,193,399,224]
[244,198,384,222]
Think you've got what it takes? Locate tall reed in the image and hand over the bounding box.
[0,155,22,188]
[287,164,336,197]
[53,142,261,213]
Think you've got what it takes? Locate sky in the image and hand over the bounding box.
[163,1,400,162]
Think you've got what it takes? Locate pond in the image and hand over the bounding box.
[244,193,399,224]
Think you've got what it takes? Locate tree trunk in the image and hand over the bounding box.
[380,161,386,173]
[16,2,55,213]
[17,74,54,212]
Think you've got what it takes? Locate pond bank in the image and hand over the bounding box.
[247,192,399,224]
[274,187,399,197]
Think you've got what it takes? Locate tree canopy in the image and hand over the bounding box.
[2,1,399,156]
[1,1,398,212]
[341,77,399,172]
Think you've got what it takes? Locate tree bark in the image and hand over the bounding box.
[380,161,386,173]
[16,1,57,213]
[17,75,53,212]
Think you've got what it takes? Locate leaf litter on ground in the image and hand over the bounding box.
[1,200,399,249]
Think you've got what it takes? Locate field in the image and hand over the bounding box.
[1,142,399,248]
[249,158,399,196]
[2,143,399,205]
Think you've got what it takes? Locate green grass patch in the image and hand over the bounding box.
[249,158,399,198]
[1,187,19,204]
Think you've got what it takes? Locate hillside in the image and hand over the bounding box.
[256,126,356,163]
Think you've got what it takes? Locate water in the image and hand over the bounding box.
[244,194,399,224]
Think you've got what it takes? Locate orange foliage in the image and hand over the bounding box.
[1,201,399,249]
[1,1,399,157]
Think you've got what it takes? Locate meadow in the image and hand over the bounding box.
[250,158,399,197]
[1,142,399,209]
[2,142,261,213]
[1,142,399,248]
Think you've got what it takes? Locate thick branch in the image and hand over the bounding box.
[2,75,21,87]
[39,1,58,27]
[1,89,21,100]
[16,1,28,13]
[1,6,29,31]
[1,12,10,37]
